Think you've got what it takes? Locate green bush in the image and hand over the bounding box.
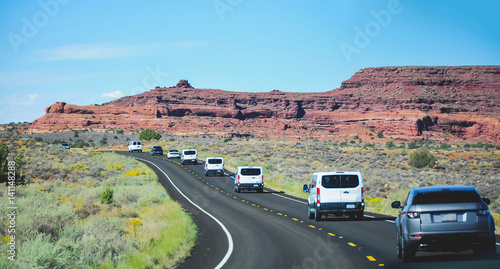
[385,141,396,149]
[139,128,162,141]
[377,131,384,138]
[438,143,451,149]
[409,148,436,168]
[100,187,114,204]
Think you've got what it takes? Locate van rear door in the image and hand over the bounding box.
[319,174,342,204]
[339,174,361,206]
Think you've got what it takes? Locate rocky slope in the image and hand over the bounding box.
[29,66,500,143]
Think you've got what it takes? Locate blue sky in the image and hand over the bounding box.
[1,0,499,124]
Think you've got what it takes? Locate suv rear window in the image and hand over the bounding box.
[184,150,196,155]
[152,146,162,150]
[208,159,223,164]
[321,175,359,188]
[240,168,261,176]
[412,190,481,204]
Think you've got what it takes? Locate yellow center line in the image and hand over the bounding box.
[263,208,268,211]
[292,218,298,221]
[277,213,283,216]
[348,243,356,247]
[309,225,316,229]
[328,233,336,237]
[366,256,376,262]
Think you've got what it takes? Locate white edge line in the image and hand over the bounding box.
[137,157,233,269]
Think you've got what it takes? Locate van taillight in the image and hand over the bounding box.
[361,187,364,203]
[317,188,321,204]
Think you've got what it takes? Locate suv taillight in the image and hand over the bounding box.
[361,187,364,203]
[407,212,420,218]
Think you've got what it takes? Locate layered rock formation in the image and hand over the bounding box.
[30,66,500,143]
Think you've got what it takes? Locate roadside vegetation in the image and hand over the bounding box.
[0,139,196,268]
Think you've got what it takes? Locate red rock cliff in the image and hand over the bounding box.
[30,66,500,143]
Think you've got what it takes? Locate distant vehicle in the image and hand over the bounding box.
[150,146,163,155]
[234,166,264,193]
[128,141,142,153]
[204,157,224,176]
[391,185,496,262]
[60,142,70,149]
[181,149,198,165]
[167,150,180,159]
[303,171,364,221]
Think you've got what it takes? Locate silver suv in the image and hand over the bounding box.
[391,185,496,262]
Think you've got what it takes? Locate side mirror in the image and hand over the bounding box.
[231,173,235,178]
[303,184,309,193]
[391,201,402,209]
[482,198,491,205]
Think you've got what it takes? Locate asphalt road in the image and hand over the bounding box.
[117,152,499,269]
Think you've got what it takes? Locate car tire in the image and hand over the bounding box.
[401,236,415,262]
[396,234,402,259]
[356,211,364,220]
[473,237,496,255]
[308,207,314,219]
[314,206,322,221]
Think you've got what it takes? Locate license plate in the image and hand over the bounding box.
[253,184,259,187]
[442,213,457,222]
[346,204,355,209]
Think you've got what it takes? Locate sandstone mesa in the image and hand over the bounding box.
[30,66,500,143]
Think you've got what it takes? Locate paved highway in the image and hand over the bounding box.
[118,152,499,269]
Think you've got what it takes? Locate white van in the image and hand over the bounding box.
[204,157,224,176]
[181,149,198,165]
[234,166,264,193]
[303,171,364,221]
[128,141,142,153]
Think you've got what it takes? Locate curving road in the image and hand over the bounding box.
[118,152,499,269]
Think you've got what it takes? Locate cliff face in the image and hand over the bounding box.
[30,66,500,142]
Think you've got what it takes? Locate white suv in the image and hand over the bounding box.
[303,171,364,221]
[128,141,142,153]
[181,149,198,165]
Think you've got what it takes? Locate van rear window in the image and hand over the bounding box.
[208,159,223,164]
[321,175,359,188]
[185,151,196,155]
[412,191,481,204]
[241,168,261,176]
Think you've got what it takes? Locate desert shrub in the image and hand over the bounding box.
[385,141,396,149]
[100,187,114,204]
[67,162,89,171]
[139,128,161,141]
[438,143,451,149]
[72,139,89,148]
[377,131,384,138]
[99,137,108,145]
[409,148,436,168]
